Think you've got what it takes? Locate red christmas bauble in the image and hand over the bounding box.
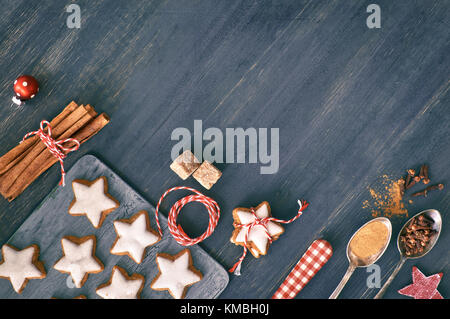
[12,75,39,105]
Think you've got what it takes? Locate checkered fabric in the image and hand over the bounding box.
[272,239,333,299]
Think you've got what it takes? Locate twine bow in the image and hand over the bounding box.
[229,199,309,276]
[22,120,80,186]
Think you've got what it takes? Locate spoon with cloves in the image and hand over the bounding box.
[374,209,442,299]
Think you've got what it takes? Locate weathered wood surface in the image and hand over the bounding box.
[0,155,228,299]
[0,0,448,298]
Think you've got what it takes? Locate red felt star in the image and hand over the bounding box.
[398,266,444,299]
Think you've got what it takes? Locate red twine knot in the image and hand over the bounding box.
[229,199,309,276]
[154,186,221,246]
[21,120,80,186]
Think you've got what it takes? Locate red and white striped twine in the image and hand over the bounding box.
[154,186,221,246]
[229,200,309,276]
[21,120,80,186]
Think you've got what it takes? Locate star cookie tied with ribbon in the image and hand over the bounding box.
[229,200,309,275]
[110,210,161,264]
[0,244,46,294]
[231,201,284,258]
[68,176,120,228]
[53,235,104,288]
[150,249,203,299]
[96,266,145,299]
[398,266,444,299]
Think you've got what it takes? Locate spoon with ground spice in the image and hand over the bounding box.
[329,217,392,299]
[374,209,442,299]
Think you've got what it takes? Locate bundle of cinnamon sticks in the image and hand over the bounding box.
[0,101,110,201]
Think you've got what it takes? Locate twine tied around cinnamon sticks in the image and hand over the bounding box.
[21,120,80,186]
[0,102,110,201]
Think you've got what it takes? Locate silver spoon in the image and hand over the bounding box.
[329,217,392,299]
[374,209,442,299]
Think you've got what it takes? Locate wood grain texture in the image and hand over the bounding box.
[0,0,448,298]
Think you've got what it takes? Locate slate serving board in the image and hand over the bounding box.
[0,155,229,299]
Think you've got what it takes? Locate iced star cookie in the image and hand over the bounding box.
[68,176,120,228]
[0,244,46,294]
[150,249,203,299]
[96,266,145,299]
[110,210,161,264]
[53,235,104,288]
[230,201,284,258]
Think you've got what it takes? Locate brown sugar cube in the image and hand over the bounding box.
[192,161,222,190]
[170,150,201,180]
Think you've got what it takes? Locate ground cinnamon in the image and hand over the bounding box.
[349,220,389,261]
[362,175,408,218]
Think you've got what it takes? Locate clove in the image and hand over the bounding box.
[405,169,420,189]
[411,183,444,197]
[422,165,430,184]
[419,165,425,179]
[405,170,413,188]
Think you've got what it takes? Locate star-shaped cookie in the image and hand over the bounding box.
[230,201,284,258]
[96,266,145,299]
[150,249,203,299]
[0,244,46,294]
[53,235,104,288]
[68,176,120,228]
[398,266,443,299]
[110,210,161,264]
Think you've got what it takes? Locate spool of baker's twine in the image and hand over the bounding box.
[154,186,221,246]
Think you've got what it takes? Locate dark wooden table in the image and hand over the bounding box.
[0,0,448,299]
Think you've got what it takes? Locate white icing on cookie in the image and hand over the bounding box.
[96,267,144,299]
[151,250,202,299]
[0,245,45,293]
[234,202,284,255]
[111,211,160,264]
[69,177,119,228]
[54,237,103,288]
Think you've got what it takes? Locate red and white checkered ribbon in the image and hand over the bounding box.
[229,200,309,276]
[21,120,80,186]
[272,239,333,299]
[154,186,221,246]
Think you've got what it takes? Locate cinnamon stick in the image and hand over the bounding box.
[0,101,78,174]
[0,104,95,195]
[6,113,110,201]
[71,113,110,143]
